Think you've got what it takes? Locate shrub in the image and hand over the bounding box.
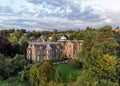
[70,59,82,69]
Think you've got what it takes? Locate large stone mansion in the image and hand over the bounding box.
[26,35,83,62]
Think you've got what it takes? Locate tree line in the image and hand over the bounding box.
[0,25,120,86]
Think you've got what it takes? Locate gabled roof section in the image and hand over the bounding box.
[46,44,52,50]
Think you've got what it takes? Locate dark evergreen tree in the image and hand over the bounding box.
[0,36,14,56]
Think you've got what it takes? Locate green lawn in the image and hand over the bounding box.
[54,63,82,82]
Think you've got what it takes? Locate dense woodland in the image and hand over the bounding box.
[0,25,120,86]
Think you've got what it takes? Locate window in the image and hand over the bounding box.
[37,56,39,62]
[75,50,76,53]
[36,51,39,55]
[43,50,45,54]
[46,50,49,54]
[52,51,54,56]
[56,49,58,53]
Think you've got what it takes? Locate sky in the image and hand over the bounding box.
[0,0,120,31]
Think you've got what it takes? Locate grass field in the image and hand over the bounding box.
[54,63,82,82]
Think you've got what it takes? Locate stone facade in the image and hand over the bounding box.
[59,40,83,59]
[26,35,83,62]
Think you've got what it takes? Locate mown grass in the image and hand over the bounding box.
[54,63,82,82]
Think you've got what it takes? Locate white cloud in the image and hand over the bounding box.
[0,0,119,30]
[104,19,112,23]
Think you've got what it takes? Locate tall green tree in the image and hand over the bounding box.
[29,62,54,86]
[76,31,84,40]
[12,30,21,39]
[54,68,62,83]
[18,41,28,55]
[19,35,27,43]
[9,35,18,44]
[77,26,119,86]
[52,33,58,42]
[0,35,13,56]
[47,81,64,86]
[78,26,118,67]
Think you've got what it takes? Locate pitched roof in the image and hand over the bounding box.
[31,42,61,50]
[46,44,52,50]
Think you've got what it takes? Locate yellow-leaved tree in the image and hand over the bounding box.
[97,54,117,72]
